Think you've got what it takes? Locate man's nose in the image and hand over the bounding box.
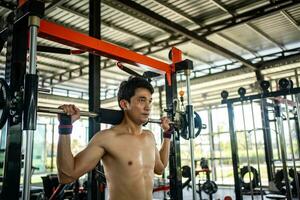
[145,102,151,110]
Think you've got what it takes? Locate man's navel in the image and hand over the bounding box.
[128,161,133,166]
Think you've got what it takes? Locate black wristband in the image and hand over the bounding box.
[163,127,174,139]
[59,115,72,135]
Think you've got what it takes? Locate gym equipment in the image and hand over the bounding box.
[238,87,255,198]
[240,166,259,190]
[0,77,204,141]
[281,90,300,199]
[200,157,209,169]
[195,167,218,200]
[202,180,218,195]
[181,165,191,178]
[181,165,218,197]
[249,101,264,199]
[181,165,192,190]
[22,15,40,200]
[177,111,204,140]
[0,78,10,129]
[221,78,300,200]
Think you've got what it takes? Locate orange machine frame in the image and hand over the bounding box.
[38,20,182,85]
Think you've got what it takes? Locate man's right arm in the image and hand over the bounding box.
[57,131,106,184]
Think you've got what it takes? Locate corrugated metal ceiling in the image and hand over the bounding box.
[0,0,300,111]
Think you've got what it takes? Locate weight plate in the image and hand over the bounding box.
[202,180,218,195]
[0,78,10,129]
[180,111,202,140]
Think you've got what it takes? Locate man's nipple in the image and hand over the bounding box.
[128,161,133,166]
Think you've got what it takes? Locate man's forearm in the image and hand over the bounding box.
[57,135,75,179]
[159,139,171,167]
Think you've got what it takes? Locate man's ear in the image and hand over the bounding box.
[119,99,129,110]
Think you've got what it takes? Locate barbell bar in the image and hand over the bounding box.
[0,77,204,139]
[38,106,173,124]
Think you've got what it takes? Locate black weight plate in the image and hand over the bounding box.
[180,111,202,140]
[202,180,218,195]
[181,165,191,178]
[0,78,10,129]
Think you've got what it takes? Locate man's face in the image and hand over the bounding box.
[126,88,152,124]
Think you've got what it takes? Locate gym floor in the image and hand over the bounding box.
[154,187,297,200]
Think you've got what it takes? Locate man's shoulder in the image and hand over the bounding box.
[95,127,116,136]
[142,129,155,138]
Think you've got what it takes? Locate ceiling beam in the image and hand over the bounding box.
[281,10,300,32]
[44,0,68,15]
[245,23,286,50]
[216,33,259,57]
[103,0,256,70]
[40,0,299,86]
[58,5,153,43]
[209,0,235,16]
[197,0,300,36]
[103,0,173,34]
[151,0,199,24]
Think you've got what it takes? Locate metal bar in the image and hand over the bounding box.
[37,106,168,125]
[208,107,216,181]
[185,69,197,200]
[260,99,274,181]
[274,103,293,200]
[38,20,171,75]
[209,0,234,16]
[250,101,264,199]
[240,101,254,199]
[284,96,300,199]
[281,11,300,32]
[216,33,259,57]
[222,87,300,104]
[294,94,300,158]
[58,4,152,43]
[88,0,102,199]
[292,94,300,196]
[226,102,243,199]
[1,11,26,200]
[107,0,256,70]
[165,70,183,199]
[148,119,175,124]
[198,0,300,37]
[151,0,198,24]
[245,23,285,50]
[37,106,98,117]
[44,0,68,15]
[22,15,40,200]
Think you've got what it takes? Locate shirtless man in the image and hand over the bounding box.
[57,76,172,200]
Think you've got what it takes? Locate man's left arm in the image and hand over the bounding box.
[158,138,171,168]
[154,117,172,175]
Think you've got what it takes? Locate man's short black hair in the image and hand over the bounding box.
[117,76,154,109]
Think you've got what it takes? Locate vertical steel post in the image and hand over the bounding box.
[166,73,183,200]
[158,86,168,200]
[294,94,300,158]
[240,101,254,200]
[250,101,264,199]
[88,0,102,199]
[1,12,27,200]
[274,103,293,200]
[260,99,274,181]
[185,69,197,200]
[22,15,40,200]
[226,102,243,199]
[208,107,216,181]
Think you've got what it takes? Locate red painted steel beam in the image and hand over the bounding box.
[38,19,171,76]
[18,0,27,7]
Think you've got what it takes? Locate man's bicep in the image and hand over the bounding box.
[154,146,164,174]
[73,142,105,178]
